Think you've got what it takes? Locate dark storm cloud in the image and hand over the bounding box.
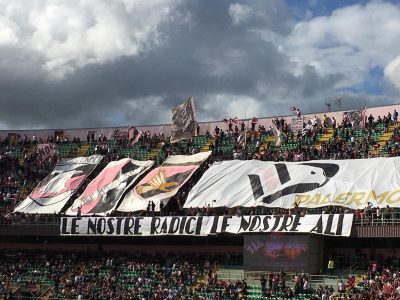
[0,0,295,128]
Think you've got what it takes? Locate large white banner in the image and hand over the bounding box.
[291,117,303,133]
[60,214,353,237]
[117,152,211,212]
[14,155,103,214]
[184,158,400,210]
[170,96,197,143]
[65,159,154,216]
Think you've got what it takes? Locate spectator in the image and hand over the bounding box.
[327,258,335,276]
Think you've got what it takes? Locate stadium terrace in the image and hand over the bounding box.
[2,102,400,299]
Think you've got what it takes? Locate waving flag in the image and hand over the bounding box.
[170,97,197,143]
[232,117,240,124]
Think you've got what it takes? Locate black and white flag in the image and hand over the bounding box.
[170,97,197,143]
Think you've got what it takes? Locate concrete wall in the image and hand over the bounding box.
[0,103,399,141]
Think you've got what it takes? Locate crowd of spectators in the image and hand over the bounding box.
[1,111,400,299]
[92,130,165,160]
[0,154,31,212]
[255,111,396,162]
[0,249,68,299]
[0,133,81,212]
[60,252,207,299]
[3,248,400,299]
[195,278,248,299]
[0,250,242,300]
[0,110,400,224]
[253,258,400,299]
[256,271,337,299]
[329,259,400,299]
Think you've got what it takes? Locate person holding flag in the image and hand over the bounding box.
[272,118,281,147]
[251,117,258,131]
[232,117,240,124]
[290,106,302,118]
[223,118,233,132]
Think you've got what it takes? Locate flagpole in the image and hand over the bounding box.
[244,111,247,149]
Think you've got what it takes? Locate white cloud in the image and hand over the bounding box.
[124,95,169,124]
[0,0,180,79]
[0,17,18,46]
[384,55,400,90]
[200,94,265,121]
[282,2,400,88]
[228,3,252,26]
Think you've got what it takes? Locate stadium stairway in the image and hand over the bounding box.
[363,123,384,157]
[264,134,275,144]
[317,128,334,145]
[201,136,215,152]
[0,286,20,300]
[40,264,79,300]
[328,273,365,300]
[18,157,24,166]
[18,145,35,166]
[76,143,90,157]
[147,143,163,160]
[38,286,53,300]
[252,134,274,156]
[375,124,396,157]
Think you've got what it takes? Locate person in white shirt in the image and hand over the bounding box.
[312,116,318,127]
[338,280,345,293]
[303,279,309,293]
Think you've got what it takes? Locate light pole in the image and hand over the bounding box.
[335,97,342,110]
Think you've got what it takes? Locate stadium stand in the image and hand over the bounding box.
[1,104,400,299]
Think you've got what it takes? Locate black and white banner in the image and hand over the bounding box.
[343,108,365,130]
[117,152,211,212]
[65,159,154,216]
[14,155,103,214]
[60,214,353,237]
[170,96,197,143]
[184,158,400,210]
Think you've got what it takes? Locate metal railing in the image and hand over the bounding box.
[336,262,364,279]
[0,217,61,227]
[242,271,338,289]
[348,263,361,277]
[353,212,400,226]
[308,274,338,289]
[2,283,52,299]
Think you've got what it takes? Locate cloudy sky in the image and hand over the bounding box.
[0,0,399,129]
